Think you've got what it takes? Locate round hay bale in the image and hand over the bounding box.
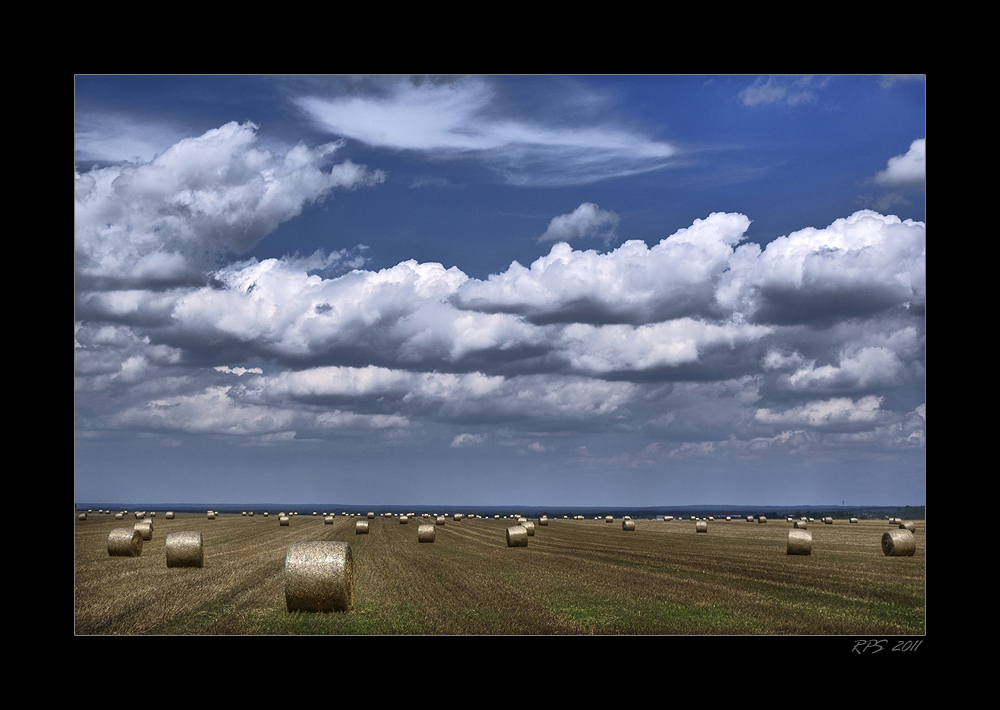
[539,516,548,526]
[133,520,153,541]
[115,512,123,520]
[436,516,446,526]
[850,517,859,523]
[279,515,290,526]
[787,529,812,555]
[399,515,408,524]
[263,512,269,517]
[758,516,767,523]
[794,520,807,529]
[696,520,707,533]
[284,541,354,612]
[166,531,204,568]
[108,527,143,557]
[207,512,215,520]
[367,511,375,519]
[355,519,369,534]
[324,516,334,524]
[165,511,175,520]
[454,513,463,521]
[899,520,916,532]
[823,517,833,524]
[506,525,528,547]
[622,519,636,531]
[523,521,535,536]
[606,516,614,523]
[77,513,87,521]
[882,529,916,556]
[418,523,436,543]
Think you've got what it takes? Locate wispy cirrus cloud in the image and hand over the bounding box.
[293,77,678,186]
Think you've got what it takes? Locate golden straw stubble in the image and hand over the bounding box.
[284,541,354,612]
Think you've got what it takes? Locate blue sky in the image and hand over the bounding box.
[74,75,925,507]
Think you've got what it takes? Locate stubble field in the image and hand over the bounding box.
[75,512,924,635]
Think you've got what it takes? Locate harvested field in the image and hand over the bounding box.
[75,514,925,635]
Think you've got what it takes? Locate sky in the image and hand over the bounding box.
[74,75,925,508]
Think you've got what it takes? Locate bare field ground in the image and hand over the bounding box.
[75,514,924,635]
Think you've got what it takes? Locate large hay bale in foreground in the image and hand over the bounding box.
[108,527,143,557]
[355,520,369,535]
[899,520,916,532]
[506,525,528,547]
[882,529,916,557]
[134,520,153,541]
[279,515,290,526]
[418,523,436,542]
[787,528,812,555]
[166,531,204,568]
[696,520,707,533]
[622,519,635,531]
[284,542,354,612]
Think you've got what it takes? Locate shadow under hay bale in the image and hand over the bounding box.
[284,541,354,613]
[787,528,812,555]
[166,531,204,568]
[506,525,528,547]
[882,529,916,556]
[108,527,143,557]
[418,523,436,542]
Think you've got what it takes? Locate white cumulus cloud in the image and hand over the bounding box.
[538,203,620,245]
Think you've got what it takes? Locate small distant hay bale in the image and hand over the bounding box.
[77,513,87,521]
[850,517,859,523]
[418,524,436,543]
[539,516,548,526]
[355,520,369,535]
[454,513,463,521]
[108,527,143,557]
[166,531,204,568]
[725,516,731,521]
[882,529,916,557]
[696,520,707,533]
[367,511,375,519]
[324,516,334,524]
[506,525,528,547]
[248,511,254,517]
[263,512,269,517]
[758,516,767,524]
[284,541,354,612]
[823,517,833,524]
[518,517,528,525]
[622,520,635,531]
[133,520,153,541]
[665,516,674,522]
[115,512,123,520]
[746,516,754,522]
[899,520,916,532]
[149,512,156,518]
[279,515,290,526]
[606,516,614,523]
[787,529,812,555]
[165,511,175,520]
[794,520,807,529]
[399,515,408,524]
[207,512,215,520]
